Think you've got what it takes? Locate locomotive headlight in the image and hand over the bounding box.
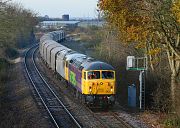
[110,86,113,92]
[89,86,92,92]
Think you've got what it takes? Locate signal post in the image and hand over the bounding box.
[126,56,147,110]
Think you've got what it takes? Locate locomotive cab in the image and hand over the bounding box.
[82,70,115,94]
[81,61,116,106]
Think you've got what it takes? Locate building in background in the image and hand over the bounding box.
[44,15,49,19]
[39,21,80,29]
[62,14,69,21]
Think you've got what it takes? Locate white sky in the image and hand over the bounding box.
[12,0,98,18]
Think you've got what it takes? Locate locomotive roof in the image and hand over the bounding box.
[65,53,86,61]
[83,61,114,70]
[66,53,114,71]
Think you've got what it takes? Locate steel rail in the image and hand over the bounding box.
[32,46,82,128]
[111,112,133,128]
[24,44,60,128]
[25,45,82,128]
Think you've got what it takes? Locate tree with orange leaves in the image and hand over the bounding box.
[98,0,180,112]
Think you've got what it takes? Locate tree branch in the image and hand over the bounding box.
[158,14,180,59]
[167,40,180,59]
[176,33,179,47]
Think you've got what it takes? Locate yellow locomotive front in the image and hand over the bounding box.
[81,62,116,106]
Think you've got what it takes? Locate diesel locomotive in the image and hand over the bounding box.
[39,31,116,106]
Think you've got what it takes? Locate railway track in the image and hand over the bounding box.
[24,45,82,128]
[91,111,133,128]
[33,45,134,128]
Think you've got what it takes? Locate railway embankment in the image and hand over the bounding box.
[0,49,50,128]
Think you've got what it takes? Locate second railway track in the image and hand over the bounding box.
[24,45,82,128]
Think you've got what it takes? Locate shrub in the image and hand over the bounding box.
[0,58,10,82]
[164,116,180,127]
[5,47,19,59]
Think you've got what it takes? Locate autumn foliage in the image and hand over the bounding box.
[99,0,150,44]
[99,0,180,117]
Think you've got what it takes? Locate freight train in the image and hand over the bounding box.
[39,30,116,106]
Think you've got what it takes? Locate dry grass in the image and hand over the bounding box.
[139,111,167,128]
[0,60,50,128]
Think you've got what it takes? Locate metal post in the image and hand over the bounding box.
[139,71,142,109]
[127,56,147,110]
[139,70,145,110]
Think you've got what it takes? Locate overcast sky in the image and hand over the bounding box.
[12,0,98,18]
